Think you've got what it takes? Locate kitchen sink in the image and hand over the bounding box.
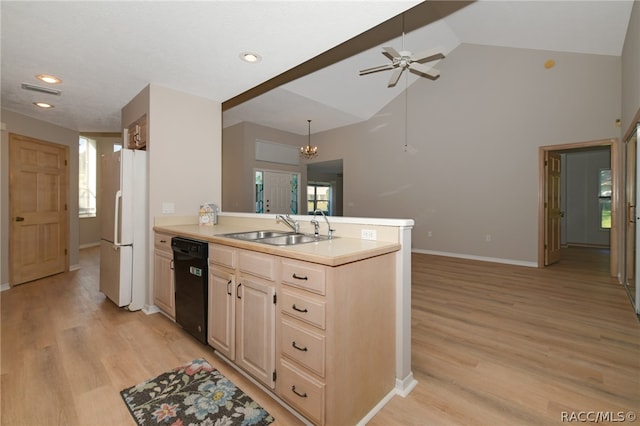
[221,230,332,246]
[221,230,294,240]
[258,233,331,246]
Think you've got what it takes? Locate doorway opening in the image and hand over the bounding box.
[538,138,618,277]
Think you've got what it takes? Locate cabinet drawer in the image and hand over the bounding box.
[209,243,236,269]
[239,250,276,280]
[281,260,326,295]
[154,233,173,253]
[279,359,325,425]
[281,289,326,329]
[281,319,325,377]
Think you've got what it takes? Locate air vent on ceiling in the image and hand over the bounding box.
[21,83,61,96]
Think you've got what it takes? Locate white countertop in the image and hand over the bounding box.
[154,223,401,266]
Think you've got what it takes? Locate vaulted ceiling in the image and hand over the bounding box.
[1,1,634,134]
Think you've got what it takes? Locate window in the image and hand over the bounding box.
[307,182,331,215]
[79,136,97,218]
[599,169,611,229]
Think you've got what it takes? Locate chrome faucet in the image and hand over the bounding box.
[311,209,335,239]
[276,214,299,233]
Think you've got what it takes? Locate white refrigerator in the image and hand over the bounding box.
[100,148,147,311]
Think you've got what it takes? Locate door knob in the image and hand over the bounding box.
[15,217,24,222]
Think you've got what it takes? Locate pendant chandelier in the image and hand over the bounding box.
[300,119,318,159]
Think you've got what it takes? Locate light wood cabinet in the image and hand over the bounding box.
[208,266,235,359]
[208,242,396,425]
[208,244,277,389]
[235,274,276,388]
[127,115,147,150]
[276,254,396,426]
[153,232,175,317]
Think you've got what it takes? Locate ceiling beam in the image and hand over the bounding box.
[222,1,473,111]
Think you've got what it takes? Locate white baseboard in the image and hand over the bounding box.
[355,373,417,425]
[356,387,398,425]
[1,283,10,292]
[412,248,537,268]
[394,372,418,397]
[143,304,161,315]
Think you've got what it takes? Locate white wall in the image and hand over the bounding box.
[122,84,221,308]
[0,109,80,285]
[622,0,640,132]
[303,44,622,264]
[223,121,306,213]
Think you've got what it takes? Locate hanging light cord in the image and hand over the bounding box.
[403,13,408,153]
[404,68,408,152]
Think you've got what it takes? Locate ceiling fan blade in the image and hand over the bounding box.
[387,67,403,87]
[383,46,401,59]
[409,62,440,79]
[359,63,394,75]
[410,47,445,63]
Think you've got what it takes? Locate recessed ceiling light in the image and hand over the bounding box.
[34,102,54,108]
[240,52,261,63]
[36,74,62,84]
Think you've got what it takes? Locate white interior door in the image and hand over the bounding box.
[263,171,295,214]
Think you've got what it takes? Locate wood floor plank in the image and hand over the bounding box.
[371,248,640,425]
[1,246,303,426]
[1,245,638,425]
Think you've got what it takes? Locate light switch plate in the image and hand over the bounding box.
[162,202,175,214]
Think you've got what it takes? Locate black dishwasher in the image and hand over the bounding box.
[171,237,208,344]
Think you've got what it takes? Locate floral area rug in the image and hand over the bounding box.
[120,358,275,426]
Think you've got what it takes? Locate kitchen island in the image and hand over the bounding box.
[152,212,415,425]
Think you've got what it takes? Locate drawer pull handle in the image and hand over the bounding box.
[226,280,232,296]
[292,273,308,280]
[292,304,308,313]
[160,239,166,243]
[236,283,242,299]
[291,386,307,398]
[292,341,308,352]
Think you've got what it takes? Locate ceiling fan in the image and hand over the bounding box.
[359,45,445,88]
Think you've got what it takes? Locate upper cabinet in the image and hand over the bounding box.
[127,115,147,150]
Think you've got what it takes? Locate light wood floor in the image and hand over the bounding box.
[2,246,638,425]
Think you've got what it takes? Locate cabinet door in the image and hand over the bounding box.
[208,267,235,360]
[153,250,175,317]
[236,276,276,389]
